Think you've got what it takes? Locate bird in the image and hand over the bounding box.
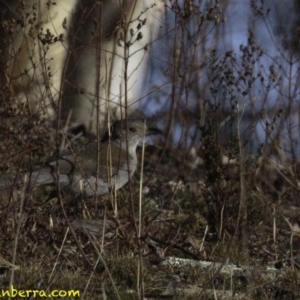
[0,119,162,196]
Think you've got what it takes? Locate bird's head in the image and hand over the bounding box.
[102,119,162,148]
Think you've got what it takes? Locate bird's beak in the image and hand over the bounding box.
[146,127,162,136]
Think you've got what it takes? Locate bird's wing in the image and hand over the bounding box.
[46,142,127,182]
[47,154,75,174]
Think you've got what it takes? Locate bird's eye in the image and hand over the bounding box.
[129,127,136,133]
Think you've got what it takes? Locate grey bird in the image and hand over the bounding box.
[1,119,161,196]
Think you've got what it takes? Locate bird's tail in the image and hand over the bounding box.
[0,168,71,194]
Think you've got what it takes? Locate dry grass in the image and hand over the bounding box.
[1,0,300,299]
[0,135,299,299]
